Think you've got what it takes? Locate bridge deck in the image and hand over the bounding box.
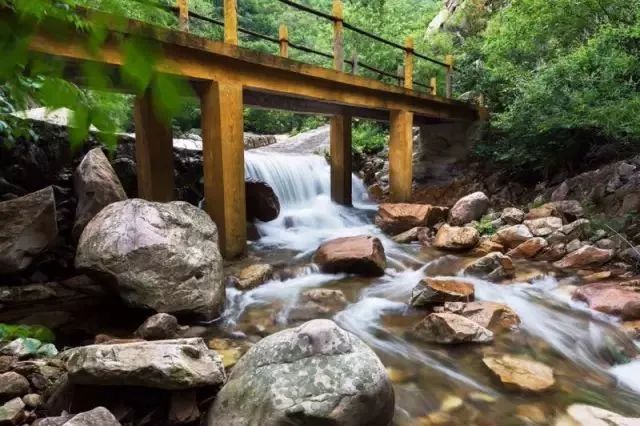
[11,10,485,258]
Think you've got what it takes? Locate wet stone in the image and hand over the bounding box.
[410,278,474,308]
[412,313,494,344]
[483,355,555,393]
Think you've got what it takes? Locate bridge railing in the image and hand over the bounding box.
[124,0,457,98]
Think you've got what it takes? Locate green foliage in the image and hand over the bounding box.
[352,120,387,155]
[243,108,326,135]
[0,323,55,343]
[474,215,496,236]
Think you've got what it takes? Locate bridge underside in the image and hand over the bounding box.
[18,12,484,258]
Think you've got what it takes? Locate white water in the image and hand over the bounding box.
[235,151,640,419]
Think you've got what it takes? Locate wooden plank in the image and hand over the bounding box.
[330,114,352,206]
[279,24,289,58]
[200,79,246,258]
[332,0,344,71]
[133,89,175,202]
[389,109,414,202]
[404,37,414,90]
[224,0,238,45]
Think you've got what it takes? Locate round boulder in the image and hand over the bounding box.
[449,192,490,226]
[245,180,280,222]
[75,199,224,320]
[207,319,394,426]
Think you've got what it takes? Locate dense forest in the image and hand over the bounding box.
[1,0,640,175]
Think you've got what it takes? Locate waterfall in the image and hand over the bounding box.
[244,151,376,252]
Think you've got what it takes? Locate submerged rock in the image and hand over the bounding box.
[64,338,225,390]
[245,180,280,222]
[482,355,554,393]
[412,313,493,344]
[432,224,480,250]
[287,288,348,322]
[463,252,515,281]
[449,192,490,226]
[72,147,127,240]
[207,319,394,426]
[553,245,613,269]
[235,264,274,290]
[313,235,386,277]
[375,203,448,235]
[0,187,57,274]
[566,404,640,426]
[410,278,474,308]
[75,199,224,319]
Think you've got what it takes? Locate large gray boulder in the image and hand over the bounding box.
[72,148,127,240]
[64,338,225,390]
[449,192,490,225]
[0,187,57,273]
[75,199,224,319]
[207,319,394,426]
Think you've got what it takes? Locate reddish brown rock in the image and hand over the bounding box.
[313,235,386,277]
[433,225,480,251]
[573,282,640,317]
[553,245,613,269]
[375,203,448,235]
[507,238,548,259]
[410,278,475,308]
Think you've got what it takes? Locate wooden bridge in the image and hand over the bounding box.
[7,0,486,258]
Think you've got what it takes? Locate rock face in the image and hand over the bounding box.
[410,278,474,308]
[432,225,480,250]
[64,338,225,390]
[375,203,448,235]
[482,355,555,393]
[441,301,520,332]
[449,192,490,225]
[245,180,280,222]
[412,313,493,344]
[72,148,127,240]
[313,235,386,277]
[235,264,274,290]
[207,319,394,426]
[573,282,640,317]
[463,252,515,280]
[494,225,533,249]
[0,187,57,274]
[75,199,224,319]
[553,245,613,269]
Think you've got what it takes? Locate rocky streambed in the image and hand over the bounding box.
[2,123,640,425]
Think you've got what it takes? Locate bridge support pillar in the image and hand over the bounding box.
[389,109,414,202]
[134,89,175,202]
[200,80,247,259]
[330,114,352,206]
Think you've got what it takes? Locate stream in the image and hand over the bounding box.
[225,151,640,424]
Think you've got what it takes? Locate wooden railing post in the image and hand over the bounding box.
[351,52,358,75]
[445,54,454,98]
[396,66,404,87]
[332,0,344,71]
[224,0,238,45]
[403,37,414,90]
[177,0,189,31]
[279,24,289,58]
[430,77,437,96]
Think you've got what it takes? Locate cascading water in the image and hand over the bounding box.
[226,149,640,423]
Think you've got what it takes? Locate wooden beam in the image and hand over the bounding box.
[332,0,344,72]
[224,0,238,45]
[389,109,413,202]
[430,77,437,96]
[200,80,246,258]
[177,0,189,32]
[330,114,352,206]
[445,54,454,99]
[279,24,289,58]
[133,89,175,202]
[404,37,414,90]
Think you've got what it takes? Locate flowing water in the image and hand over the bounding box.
[223,151,640,424]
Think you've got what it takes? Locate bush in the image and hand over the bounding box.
[352,121,387,155]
